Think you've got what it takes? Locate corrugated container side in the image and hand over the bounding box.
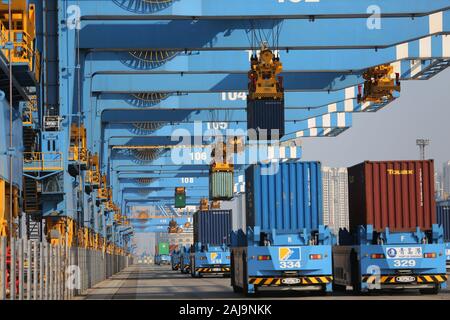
[246,161,323,233]
[437,201,450,242]
[348,160,437,232]
[194,210,232,246]
[210,171,234,200]
[222,193,246,232]
[247,99,285,140]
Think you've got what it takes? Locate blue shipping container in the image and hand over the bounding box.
[437,200,450,242]
[245,161,323,233]
[194,210,232,246]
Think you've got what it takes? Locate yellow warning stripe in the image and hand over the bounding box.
[417,275,448,283]
[248,276,333,286]
[363,274,448,284]
[196,267,231,273]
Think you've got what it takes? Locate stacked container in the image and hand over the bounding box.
[193,210,232,246]
[209,171,234,200]
[245,161,322,235]
[175,187,186,208]
[347,160,436,232]
[247,99,285,141]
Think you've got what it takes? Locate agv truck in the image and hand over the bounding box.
[190,210,232,278]
[231,162,335,296]
[171,249,180,271]
[180,245,191,274]
[333,161,448,294]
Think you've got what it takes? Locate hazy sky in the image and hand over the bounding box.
[302,68,450,172]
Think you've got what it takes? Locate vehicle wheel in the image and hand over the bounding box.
[230,252,235,285]
[420,286,440,295]
[317,285,329,296]
[233,285,243,293]
[242,253,252,296]
[332,282,343,292]
[350,249,361,295]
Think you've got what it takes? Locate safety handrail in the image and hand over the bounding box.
[0,21,35,70]
[23,152,63,172]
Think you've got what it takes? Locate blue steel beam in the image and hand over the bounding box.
[85,39,450,74]
[125,191,207,199]
[130,218,192,227]
[110,144,305,167]
[121,180,207,189]
[102,111,352,139]
[92,72,363,93]
[96,90,357,111]
[93,55,448,110]
[120,175,245,190]
[77,0,450,19]
[118,172,211,179]
[79,14,450,50]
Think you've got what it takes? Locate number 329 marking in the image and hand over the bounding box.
[393,260,416,267]
[280,261,301,269]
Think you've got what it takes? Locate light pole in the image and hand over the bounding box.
[416,139,430,160]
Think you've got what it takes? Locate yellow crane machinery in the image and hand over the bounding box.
[168,218,181,233]
[0,0,40,81]
[97,175,110,202]
[210,141,234,170]
[22,95,37,126]
[86,152,101,191]
[227,136,245,154]
[211,200,221,209]
[248,43,284,101]
[0,179,20,238]
[69,123,88,168]
[357,64,401,104]
[199,198,209,211]
[44,217,75,247]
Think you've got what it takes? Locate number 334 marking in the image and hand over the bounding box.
[280,261,301,269]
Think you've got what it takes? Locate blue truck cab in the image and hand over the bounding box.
[232,225,334,295]
[171,250,180,271]
[446,242,450,267]
[190,243,231,278]
[334,225,448,294]
[180,246,192,274]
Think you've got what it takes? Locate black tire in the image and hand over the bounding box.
[332,282,344,292]
[230,252,236,287]
[317,285,329,296]
[420,286,440,295]
[233,285,243,293]
[350,249,361,295]
[242,253,252,296]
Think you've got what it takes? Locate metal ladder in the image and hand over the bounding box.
[26,214,42,241]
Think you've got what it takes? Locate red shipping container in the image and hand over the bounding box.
[348,160,436,232]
